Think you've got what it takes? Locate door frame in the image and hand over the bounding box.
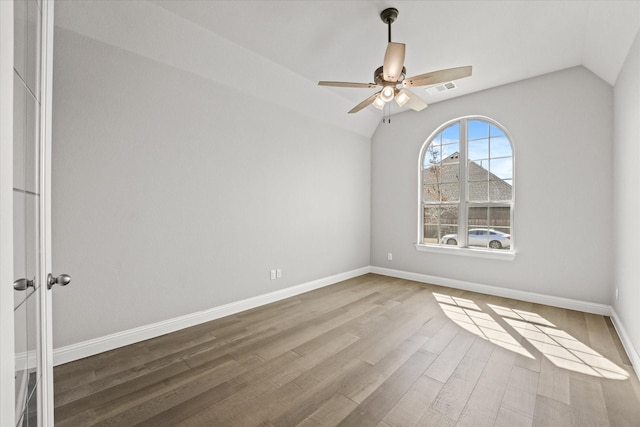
[0,1,16,426]
[40,0,56,423]
[1,0,56,425]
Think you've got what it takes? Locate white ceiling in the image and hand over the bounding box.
[143,1,640,135]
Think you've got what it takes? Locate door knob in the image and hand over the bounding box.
[47,273,71,290]
[13,278,34,291]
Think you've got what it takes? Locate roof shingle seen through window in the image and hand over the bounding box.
[424,152,512,202]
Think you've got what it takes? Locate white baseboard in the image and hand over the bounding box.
[370,266,611,315]
[610,308,640,377]
[53,266,371,366]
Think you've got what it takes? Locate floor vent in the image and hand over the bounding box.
[426,81,456,95]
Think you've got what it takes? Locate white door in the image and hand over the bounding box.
[2,1,57,426]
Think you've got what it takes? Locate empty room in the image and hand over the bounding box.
[2,0,640,425]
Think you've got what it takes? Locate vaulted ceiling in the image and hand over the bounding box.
[151,1,640,136]
[60,1,640,137]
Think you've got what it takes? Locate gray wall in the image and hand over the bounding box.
[371,66,613,304]
[51,27,370,347]
[613,28,640,362]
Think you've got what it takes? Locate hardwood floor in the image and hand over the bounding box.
[53,274,640,426]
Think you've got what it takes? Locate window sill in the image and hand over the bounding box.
[414,244,516,261]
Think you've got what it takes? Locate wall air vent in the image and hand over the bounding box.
[425,81,457,96]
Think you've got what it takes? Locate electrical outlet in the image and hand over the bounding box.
[270,270,276,280]
[388,253,393,261]
[276,269,282,278]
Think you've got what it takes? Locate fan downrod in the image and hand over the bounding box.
[379,8,398,24]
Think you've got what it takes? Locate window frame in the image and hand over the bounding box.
[415,116,516,260]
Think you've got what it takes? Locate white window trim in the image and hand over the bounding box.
[414,243,516,261]
[416,115,516,259]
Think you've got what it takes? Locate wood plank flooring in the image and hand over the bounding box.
[54,274,640,426]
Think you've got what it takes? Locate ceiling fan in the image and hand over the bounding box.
[318,8,472,114]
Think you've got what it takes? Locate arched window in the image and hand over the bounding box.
[419,117,514,254]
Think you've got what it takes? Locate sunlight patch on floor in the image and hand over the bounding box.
[488,304,629,380]
[434,293,534,358]
[433,293,629,380]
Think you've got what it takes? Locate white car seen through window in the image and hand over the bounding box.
[440,228,511,249]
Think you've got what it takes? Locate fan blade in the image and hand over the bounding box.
[318,81,378,89]
[348,92,380,114]
[403,66,472,88]
[383,42,406,82]
[401,90,428,111]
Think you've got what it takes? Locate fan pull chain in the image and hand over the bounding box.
[382,102,391,124]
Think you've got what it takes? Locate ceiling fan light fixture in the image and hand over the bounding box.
[317,7,472,117]
[373,95,385,110]
[380,85,395,102]
[395,89,410,107]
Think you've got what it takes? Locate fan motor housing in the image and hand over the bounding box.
[374,65,406,85]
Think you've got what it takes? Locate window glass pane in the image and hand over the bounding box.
[490,179,513,201]
[490,124,505,138]
[468,207,489,248]
[441,225,459,245]
[438,159,459,184]
[439,170,460,185]
[468,233,488,247]
[468,181,488,201]
[468,160,489,181]
[468,138,489,161]
[490,136,512,157]
[467,206,512,250]
[424,206,458,244]
[423,183,439,202]
[440,206,459,228]
[468,120,489,140]
[424,143,442,167]
[425,123,460,167]
[489,206,511,249]
[468,207,487,226]
[425,141,461,169]
[423,206,441,244]
[439,182,459,202]
[441,122,460,143]
[423,182,460,202]
[489,157,512,180]
[423,165,438,185]
[441,142,460,161]
[424,156,460,185]
[489,206,511,229]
